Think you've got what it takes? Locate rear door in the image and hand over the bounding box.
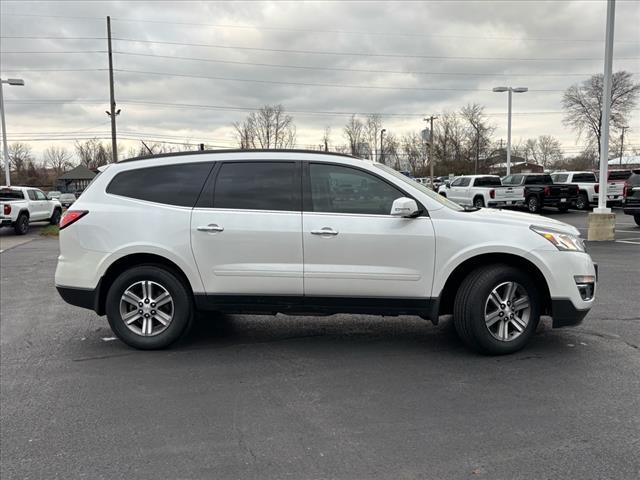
[302,162,435,299]
[190,161,304,296]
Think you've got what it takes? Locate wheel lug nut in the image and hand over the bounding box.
[151,310,156,315]
[501,304,505,309]
[144,313,150,318]
[138,302,143,307]
[138,309,143,314]
[151,303,155,307]
[145,299,150,303]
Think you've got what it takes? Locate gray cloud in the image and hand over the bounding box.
[1,0,639,159]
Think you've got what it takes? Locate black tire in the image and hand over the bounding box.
[575,193,588,211]
[105,265,193,350]
[453,264,540,355]
[527,195,541,214]
[50,208,62,225]
[13,214,29,235]
[473,196,485,208]
[439,192,447,197]
[558,204,569,213]
[635,214,640,226]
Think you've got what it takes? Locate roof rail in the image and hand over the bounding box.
[118,148,360,163]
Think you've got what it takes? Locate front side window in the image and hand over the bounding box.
[35,190,47,201]
[309,163,403,215]
[213,162,300,211]
[107,162,213,207]
[458,177,471,187]
[450,177,463,187]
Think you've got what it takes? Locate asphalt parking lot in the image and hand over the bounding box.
[1,209,639,480]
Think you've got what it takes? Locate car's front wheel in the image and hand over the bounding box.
[105,265,193,349]
[50,208,62,225]
[453,264,540,355]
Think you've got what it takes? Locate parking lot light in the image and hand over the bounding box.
[1,77,25,186]
[493,86,528,176]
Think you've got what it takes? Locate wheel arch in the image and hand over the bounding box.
[96,253,194,316]
[436,252,551,317]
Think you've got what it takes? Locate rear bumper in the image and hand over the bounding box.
[623,205,640,215]
[56,283,102,314]
[551,298,591,327]
[1,219,12,227]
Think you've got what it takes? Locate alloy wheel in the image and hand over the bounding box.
[484,281,531,342]
[119,280,174,336]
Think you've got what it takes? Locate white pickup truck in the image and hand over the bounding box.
[551,171,599,210]
[440,175,525,208]
[0,186,62,235]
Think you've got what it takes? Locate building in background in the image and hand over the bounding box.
[56,165,96,193]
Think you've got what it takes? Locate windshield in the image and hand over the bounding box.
[373,164,463,211]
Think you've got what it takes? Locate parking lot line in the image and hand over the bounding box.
[616,240,640,245]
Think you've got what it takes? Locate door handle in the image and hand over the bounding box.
[311,227,339,236]
[197,224,224,232]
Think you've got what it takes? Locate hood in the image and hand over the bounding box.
[464,208,581,236]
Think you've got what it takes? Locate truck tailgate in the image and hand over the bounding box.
[494,186,524,201]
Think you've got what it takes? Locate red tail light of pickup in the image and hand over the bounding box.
[594,184,599,194]
[489,189,496,199]
[3,204,11,215]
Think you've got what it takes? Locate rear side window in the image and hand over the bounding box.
[502,175,523,185]
[27,190,37,200]
[573,173,596,182]
[213,162,300,211]
[609,170,631,181]
[107,162,213,207]
[474,176,501,187]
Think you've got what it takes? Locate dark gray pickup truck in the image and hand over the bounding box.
[502,173,579,213]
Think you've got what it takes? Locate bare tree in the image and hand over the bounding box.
[523,135,564,168]
[365,114,383,161]
[321,126,331,152]
[43,146,72,174]
[343,114,365,157]
[382,132,400,168]
[8,142,33,173]
[460,103,495,173]
[562,71,640,159]
[401,132,425,175]
[233,104,296,149]
[74,139,114,170]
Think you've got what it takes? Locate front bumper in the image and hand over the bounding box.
[551,299,591,327]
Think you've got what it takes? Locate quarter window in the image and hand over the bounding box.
[107,162,213,207]
[309,163,403,215]
[213,162,300,211]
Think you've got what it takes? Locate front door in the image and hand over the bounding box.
[302,162,435,299]
[191,161,303,296]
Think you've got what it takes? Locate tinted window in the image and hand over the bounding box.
[107,162,213,207]
[551,174,569,183]
[35,190,47,201]
[0,189,24,200]
[27,190,37,200]
[214,162,300,211]
[458,177,471,187]
[474,176,501,187]
[309,163,403,215]
[525,175,552,185]
[629,173,640,186]
[573,173,596,182]
[450,177,463,187]
[609,170,631,181]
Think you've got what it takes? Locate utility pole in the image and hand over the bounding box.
[107,16,118,162]
[424,116,437,189]
[471,122,480,174]
[380,129,386,165]
[619,126,628,165]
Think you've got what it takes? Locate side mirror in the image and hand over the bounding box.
[390,197,420,217]
[445,182,450,188]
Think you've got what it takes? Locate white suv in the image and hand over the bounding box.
[55,150,597,355]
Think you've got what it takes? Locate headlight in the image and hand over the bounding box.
[530,225,585,252]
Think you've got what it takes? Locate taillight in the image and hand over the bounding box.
[623,182,629,198]
[544,186,551,196]
[59,210,88,230]
[489,189,495,199]
[594,184,599,194]
[3,204,10,215]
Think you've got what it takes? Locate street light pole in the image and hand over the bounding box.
[0,78,25,186]
[493,86,527,176]
[424,116,437,189]
[380,128,386,165]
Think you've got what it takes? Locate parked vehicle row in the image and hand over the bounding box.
[0,186,62,235]
[622,169,640,226]
[439,175,525,208]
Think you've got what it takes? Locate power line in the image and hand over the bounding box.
[0,50,106,54]
[110,37,640,62]
[111,68,564,92]
[113,51,626,78]
[3,13,638,44]
[0,68,107,73]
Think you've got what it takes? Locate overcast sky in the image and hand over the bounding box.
[1,0,639,160]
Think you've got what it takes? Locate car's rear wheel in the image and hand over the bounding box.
[527,196,541,214]
[106,265,193,349]
[13,214,29,235]
[453,264,540,355]
[49,208,62,225]
[575,193,588,210]
[473,196,485,208]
